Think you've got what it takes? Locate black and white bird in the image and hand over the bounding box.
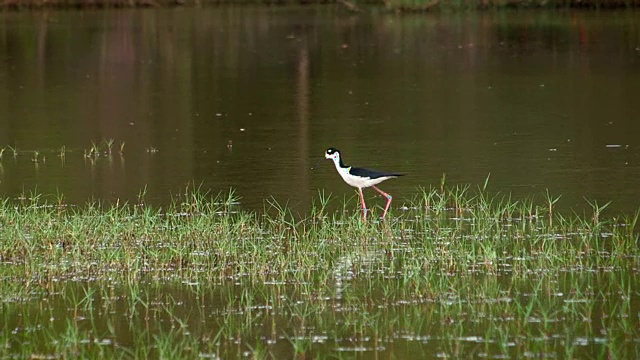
[324,147,403,220]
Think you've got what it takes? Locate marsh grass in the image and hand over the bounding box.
[1,139,125,167]
[0,185,639,358]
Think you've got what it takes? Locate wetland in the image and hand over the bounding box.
[1,187,639,358]
[1,6,639,359]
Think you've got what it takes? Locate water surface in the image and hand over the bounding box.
[0,8,639,213]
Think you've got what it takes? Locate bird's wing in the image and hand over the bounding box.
[349,166,403,179]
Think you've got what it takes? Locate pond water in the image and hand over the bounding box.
[0,7,639,214]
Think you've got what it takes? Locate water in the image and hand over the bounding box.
[1,8,639,213]
[3,227,639,359]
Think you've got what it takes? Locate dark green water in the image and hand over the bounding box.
[0,7,639,214]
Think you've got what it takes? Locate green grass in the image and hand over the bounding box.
[1,186,639,358]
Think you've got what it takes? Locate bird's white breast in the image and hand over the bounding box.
[335,165,390,189]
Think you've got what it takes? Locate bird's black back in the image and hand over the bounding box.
[349,166,403,179]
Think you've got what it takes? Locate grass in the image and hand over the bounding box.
[0,186,639,358]
[1,139,125,165]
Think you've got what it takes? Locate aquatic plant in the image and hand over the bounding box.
[0,186,638,359]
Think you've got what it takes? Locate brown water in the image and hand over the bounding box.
[1,8,639,214]
[4,271,637,359]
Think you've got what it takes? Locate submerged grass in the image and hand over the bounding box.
[1,185,639,358]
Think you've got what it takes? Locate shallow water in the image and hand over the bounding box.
[3,235,639,359]
[0,187,638,358]
[0,7,639,214]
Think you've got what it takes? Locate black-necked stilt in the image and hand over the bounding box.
[325,147,403,220]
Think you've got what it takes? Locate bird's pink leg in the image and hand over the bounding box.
[358,188,367,220]
[372,186,392,219]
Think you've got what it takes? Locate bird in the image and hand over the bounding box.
[324,147,403,220]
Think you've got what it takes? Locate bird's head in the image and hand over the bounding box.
[325,148,341,162]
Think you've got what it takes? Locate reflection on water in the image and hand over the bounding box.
[0,8,639,213]
[3,236,639,359]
